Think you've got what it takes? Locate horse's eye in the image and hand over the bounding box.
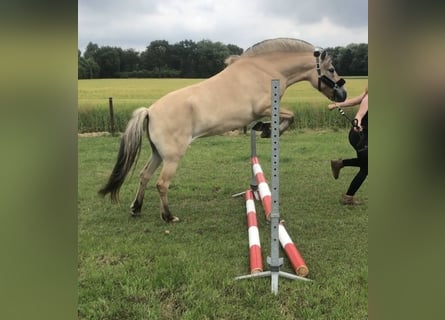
[328,67,335,73]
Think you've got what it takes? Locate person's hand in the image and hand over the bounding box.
[328,103,338,111]
[353,118,363,132]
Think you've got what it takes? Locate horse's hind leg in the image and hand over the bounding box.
[130,151,162,216]
[156,160,180,222]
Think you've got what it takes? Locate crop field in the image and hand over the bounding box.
[79,130,367,318]
[78,77,368,133]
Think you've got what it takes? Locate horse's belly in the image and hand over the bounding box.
[193,113,254,138]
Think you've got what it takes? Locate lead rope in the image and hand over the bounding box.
[335,107,367,152]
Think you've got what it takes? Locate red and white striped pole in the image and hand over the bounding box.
[278,222,309,277]
[245,189,263,274]
[251,156,272,220]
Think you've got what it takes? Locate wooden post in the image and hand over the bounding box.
[108,97,115,136]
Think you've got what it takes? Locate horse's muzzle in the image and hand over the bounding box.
[332,87,347,102]
[318,76,347,102]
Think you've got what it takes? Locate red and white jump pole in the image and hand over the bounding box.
[251,156,272,220]
[278,222,309,277]
[245,189,263,274]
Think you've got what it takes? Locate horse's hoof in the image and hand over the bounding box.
[260,131,271,138]
[165,216,180,223]
[130,209,141,217]
[252,121,264,131]
[162,213,180,223]
[260,126,272,138]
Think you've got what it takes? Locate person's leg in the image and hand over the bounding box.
[342,149,368,204]
[330,158,360,179]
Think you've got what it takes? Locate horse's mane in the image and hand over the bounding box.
[225,38,315,66]
[242,38,314,57]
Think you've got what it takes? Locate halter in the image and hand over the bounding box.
[313,48,345,92]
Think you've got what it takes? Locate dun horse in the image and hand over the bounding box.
[98,38,347,222]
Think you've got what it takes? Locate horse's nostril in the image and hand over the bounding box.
[334,89,347,102]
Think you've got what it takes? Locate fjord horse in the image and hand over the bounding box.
[98,38,347,222]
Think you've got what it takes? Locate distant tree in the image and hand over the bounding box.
[78,55,100,79]
[79,42,102,78]
[84,42,99,60]
[140,40,171,72]
[193,40,230,78]
[78,40,367,79]
[328,43,368,76]
[227,44,244,56]
[171,40,198,77]
[348,43,368,76]
[78,55,87,79]
[338,47,353,75]
[94,46,121,78]
[118,48,140,73]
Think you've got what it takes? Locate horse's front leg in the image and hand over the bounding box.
[278,108,295,134]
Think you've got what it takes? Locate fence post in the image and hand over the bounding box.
[108,97,115,136]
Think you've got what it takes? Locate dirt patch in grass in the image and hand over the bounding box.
[78,132,113,137]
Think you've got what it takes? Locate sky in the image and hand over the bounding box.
[78,0,367,54]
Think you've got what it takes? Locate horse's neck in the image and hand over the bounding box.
[262,52,315,87]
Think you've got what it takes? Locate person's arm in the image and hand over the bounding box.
[328,91,367,110]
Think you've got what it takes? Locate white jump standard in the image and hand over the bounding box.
[235,80,311,295]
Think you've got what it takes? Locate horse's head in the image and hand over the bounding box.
[312,48,347,102]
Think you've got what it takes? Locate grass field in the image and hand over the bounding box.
[78,77,368,132]
[78,129,368,319]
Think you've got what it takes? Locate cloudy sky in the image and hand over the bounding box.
[78,0,367,53]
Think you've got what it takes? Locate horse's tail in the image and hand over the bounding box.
[98,107,150,203]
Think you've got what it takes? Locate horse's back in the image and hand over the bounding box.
[146,59,276,139]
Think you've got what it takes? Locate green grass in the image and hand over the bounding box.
[78,78,368,132]
[78,129,367,319]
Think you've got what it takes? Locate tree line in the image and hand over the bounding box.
[78,39,367,79]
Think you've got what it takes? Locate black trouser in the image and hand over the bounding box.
[343,149,368,196]
[343,129,368,196]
